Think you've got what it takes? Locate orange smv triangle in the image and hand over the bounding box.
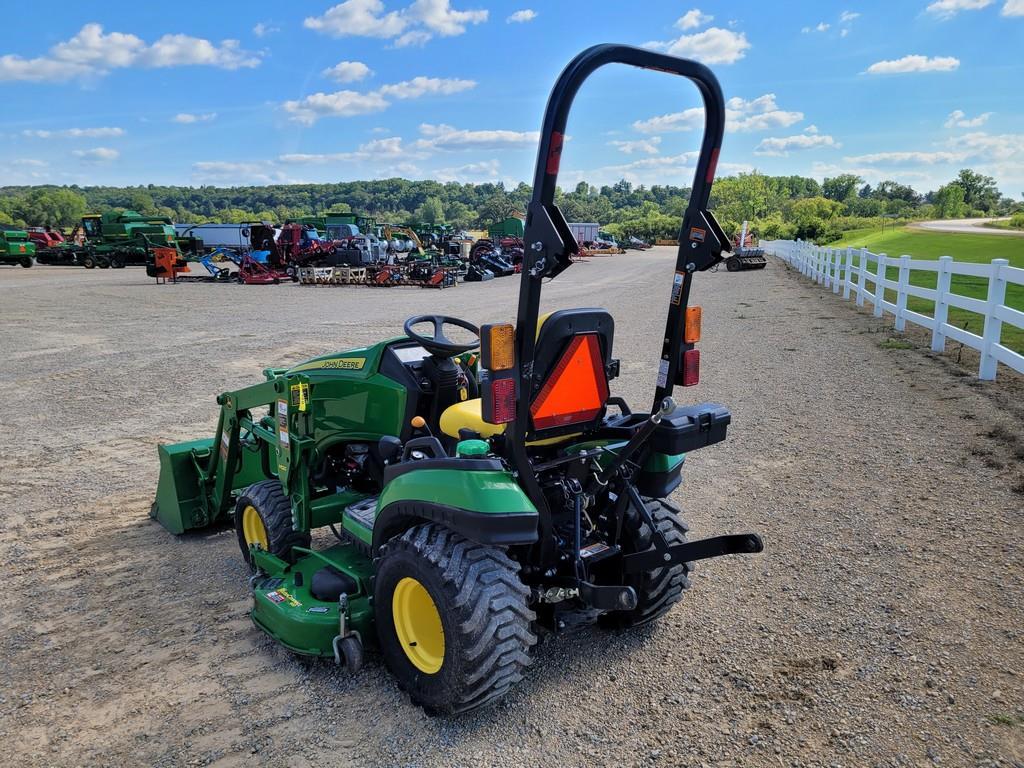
[530,333,609,430]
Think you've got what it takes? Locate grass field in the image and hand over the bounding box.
[823,226,1024,354]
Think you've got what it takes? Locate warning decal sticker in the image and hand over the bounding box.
[670,272,686,305]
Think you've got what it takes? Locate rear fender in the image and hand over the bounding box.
[372,467,538,553]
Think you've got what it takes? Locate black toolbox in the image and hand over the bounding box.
[651,403,731,454]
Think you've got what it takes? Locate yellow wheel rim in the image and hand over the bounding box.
[392,577,445,674]
[241,505,269,551]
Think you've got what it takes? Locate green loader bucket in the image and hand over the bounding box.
[151,438,214,534]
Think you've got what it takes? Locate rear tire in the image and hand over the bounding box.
[600,498,691,628]
[726,257,740,272]
[82,254,96,269]
[374,523,536,714]
[234,480,310,569]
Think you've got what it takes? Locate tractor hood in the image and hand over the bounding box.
[284,339,401,379]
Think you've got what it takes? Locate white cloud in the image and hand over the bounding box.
[609,137,662,155]
[252,22,279,37]
[283,77,475,124]
[926,0,992,18]
[173,112,217,124]
[1003,0,1024,14]
[22,126,124,138]
[305,0,407,37]
[506,9,536,23]
[72,147,119,162]
[947,131,1024,161]
[0,23,260,82]
[632,107,704,134]
[817,21,831,31]
[283,90,391,125]
[755,132,840,156]
[840,10,861,22]
[865,54,960,74]
[435,159,501,182]
[414,122,537,151]
[564,151,752,188]
[944,109,992,128]
[323,60,373,83]
[280,136,410,164]
[676,9,713,29]
[304,0,487,46]
[13,158,48,167]
[191,161,296,185]
[644,26,750,65]
[633,93,804,134]
[378,76,475,99]
[843,150,966,165]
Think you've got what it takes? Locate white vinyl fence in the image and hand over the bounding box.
[761,239,1024,381]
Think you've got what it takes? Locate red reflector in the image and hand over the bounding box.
[706,148,720,183]
[490,378,517,423]
[682,349,700,386]
[546,131,564,175]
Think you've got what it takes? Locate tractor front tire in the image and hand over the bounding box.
[82,254,96,269]
[600,498,691,629]
[374,523,536,714]
[19,257,33,268]
[726,256,740,272]
[234,480,310,569]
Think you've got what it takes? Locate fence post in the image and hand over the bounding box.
[979,258,1009,380]
[856,248,867,307]
[873,253,887,317]
[931,255,953,352]
[833,248,842,294]
[895,255,911,332]
[842,246,853,300]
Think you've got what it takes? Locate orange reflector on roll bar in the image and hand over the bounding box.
[482,323,515,371]
[684,306,702,344]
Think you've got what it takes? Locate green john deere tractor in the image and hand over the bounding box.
[151,44,763,714]
[0,226,37,267]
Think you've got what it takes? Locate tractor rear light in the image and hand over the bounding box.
[681,349,700,386]
[482,323,515,370]
[684,306,702,344]
[488,377,517,423]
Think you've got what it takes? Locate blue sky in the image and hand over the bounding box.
[2,0,1022,197]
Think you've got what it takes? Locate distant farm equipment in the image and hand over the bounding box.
[0,226,37,267]
[725,221,767,272]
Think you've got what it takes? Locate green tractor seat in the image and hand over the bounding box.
[440,308,615,442]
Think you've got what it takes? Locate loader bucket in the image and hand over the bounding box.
[150,438,214,534]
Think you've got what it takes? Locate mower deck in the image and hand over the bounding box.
[250,542,374,659]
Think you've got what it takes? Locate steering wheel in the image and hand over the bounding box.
[404,315,480,356]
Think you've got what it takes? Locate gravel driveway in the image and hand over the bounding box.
[1,249,1021,767]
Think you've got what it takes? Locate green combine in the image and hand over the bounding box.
[151,44,763,714]
[0,226,36,267]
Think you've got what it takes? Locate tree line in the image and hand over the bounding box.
[1,168,1019,244]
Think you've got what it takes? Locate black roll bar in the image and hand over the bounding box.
[509,45,731,552]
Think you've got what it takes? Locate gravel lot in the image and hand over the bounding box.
[1,249,1022,767]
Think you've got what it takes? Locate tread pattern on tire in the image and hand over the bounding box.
[377,523,537,713]
[607,498,691,627]
[235,479,310,565]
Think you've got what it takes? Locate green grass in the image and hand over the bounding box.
[822,226,1024,354]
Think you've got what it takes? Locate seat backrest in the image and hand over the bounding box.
[528,308,614,438]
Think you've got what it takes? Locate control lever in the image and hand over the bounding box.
[588,397,676,493]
